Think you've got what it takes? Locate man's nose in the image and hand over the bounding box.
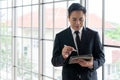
[75,20,80,25]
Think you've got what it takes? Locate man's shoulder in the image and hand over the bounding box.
[56,27,70,36]
[85,27,98,33]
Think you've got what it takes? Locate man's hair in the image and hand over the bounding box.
[68,3,86,17]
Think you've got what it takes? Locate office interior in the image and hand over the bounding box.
[0,0,120,80]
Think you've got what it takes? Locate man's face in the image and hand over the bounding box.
[68,10,85,31]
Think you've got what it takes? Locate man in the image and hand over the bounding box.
[51,3,105,80]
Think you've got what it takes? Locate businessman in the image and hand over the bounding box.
[51,3,105,80]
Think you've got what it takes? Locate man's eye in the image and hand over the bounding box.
[79,18,84,21]
[72,19,76,21]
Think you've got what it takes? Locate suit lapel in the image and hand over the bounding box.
[80,27,87,45]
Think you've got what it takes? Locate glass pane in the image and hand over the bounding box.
[22,38,32,70]
[43,41,53,79]
[16,38,32,70]
[16,68,33,80]
[23,27,32,38]
[16,7,22,37]
[104,47,120,80]
[0,36,12,63]
[0,22,10,36]
[32,73,38,80]
[16,0,22,6]
[22,6,32,37]
[16,0,32,6]
[105,0,120,46]
[0,65,12,80]
[16,6,38,37]
[7,9,12,36]
[16,38,22,67]
[32,5,39,38]
[0,0,7,8]
[42,76,54,80]
[68,0,80,5]
[54,0,79,2]
[8,0,12,7]
[16,68,23,80]
[0,9,8,35]
[32,39,39,73]
[16,38,39,71]
[32,0,38,4]
[16,7,22,26]
[54,2,67,35]
[0,9,7,23]
[87,0,102,41]
[22,70,31,80]
[54,67,62,80]
[0,36,12,80]
[23,0,32,5]
[43,3,53,39]
[43,0,53,3]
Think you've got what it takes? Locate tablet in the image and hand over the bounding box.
[69,55,93,64]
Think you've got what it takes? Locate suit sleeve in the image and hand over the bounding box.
[92,32,105,71]
[51,34,65,67]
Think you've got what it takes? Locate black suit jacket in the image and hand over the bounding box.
[51,27,105,80]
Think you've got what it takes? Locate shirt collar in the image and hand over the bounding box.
[70,26,83,34]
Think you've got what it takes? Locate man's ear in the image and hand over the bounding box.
[67,16,69,18]
[67,16,70,21]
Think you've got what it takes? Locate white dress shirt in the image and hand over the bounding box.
[70,26,83,51]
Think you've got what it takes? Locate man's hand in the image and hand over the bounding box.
[76,57,93,68]
[62,45,75,59]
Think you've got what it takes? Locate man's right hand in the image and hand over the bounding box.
[62,45,75,59]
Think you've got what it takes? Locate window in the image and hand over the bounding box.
[0,0,120,80]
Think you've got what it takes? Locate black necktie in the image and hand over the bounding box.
[75,31,81,54]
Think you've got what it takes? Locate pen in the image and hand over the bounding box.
[64,45,77,52]
[64,45,79,57]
